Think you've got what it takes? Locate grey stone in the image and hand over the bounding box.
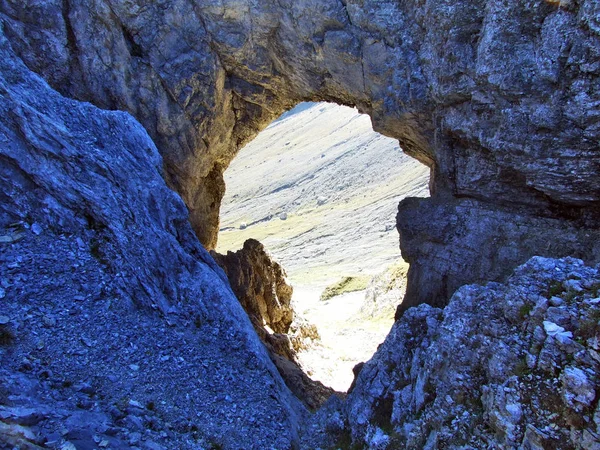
[30,223,42,235]
[561,366,596,411]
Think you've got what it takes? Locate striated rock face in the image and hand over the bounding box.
[2,0,599,308]
[303,256,600,448]
[397,196,600,314]
[0,28,303,448]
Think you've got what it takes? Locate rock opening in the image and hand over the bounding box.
[4,0,598,315]
[2,1,600,448]
[215,102,429,394]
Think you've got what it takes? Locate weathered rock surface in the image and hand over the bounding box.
[212,239,294,335]
[211,239,336,410]
[302,256,600,448]
[1,0,600,448]
[397,196,600,314]
[2,0,599,309]
[0,28,303,449]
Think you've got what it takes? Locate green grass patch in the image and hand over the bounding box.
[519,303,533,319]
[545,280,564,298]
[320,275,371,301]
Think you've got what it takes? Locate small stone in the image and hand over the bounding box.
[0,287,5,298]
[126,416,144,433]
[44,431,62,445]
[77,398,94,410]
[506,403,523,422]
[43,315,56,327]
[0,232,24,243]
[279,212,287,220]
[99,440,110,448]
[81,337,93,347]
[31,223,42,235]
[75,382,95,396]
[564,279,583,292]
[0,315,10,325]
[549,296,564,307]
[543,321,572,339]
[128,431,142,444]
[561,366,596,411]
[129,364,140,371]
[128,399,143,409]
[60,442,77,450]
[144,441,166,450]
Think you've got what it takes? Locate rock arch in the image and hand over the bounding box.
[2,0,599,311]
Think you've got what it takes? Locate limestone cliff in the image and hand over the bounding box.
[2,0,598,310]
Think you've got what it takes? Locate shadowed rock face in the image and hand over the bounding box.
[0,27,303,448]
[2,0,599,308]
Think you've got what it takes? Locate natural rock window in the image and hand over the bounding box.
[216,102,429,392]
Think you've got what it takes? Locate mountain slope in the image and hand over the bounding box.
[217,102,429,287]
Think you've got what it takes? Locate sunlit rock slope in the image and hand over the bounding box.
[217,102,429,287]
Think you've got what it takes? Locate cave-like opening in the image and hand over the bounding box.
[215,102,429,394]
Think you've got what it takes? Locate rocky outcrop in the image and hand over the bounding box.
[0,1,599,448]
[397,196,600,314]
[0,28,303,448]
[212,239,336,410]
[212,239,294,335]
[302,256,600,448]
[2,0,599,310]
